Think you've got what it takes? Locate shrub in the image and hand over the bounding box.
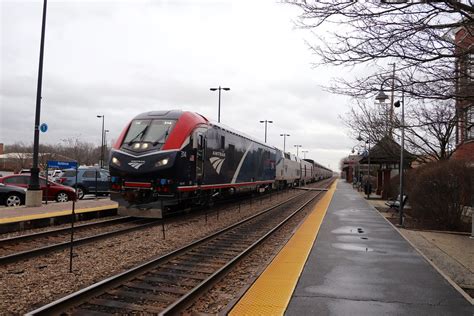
[405,160,472,231]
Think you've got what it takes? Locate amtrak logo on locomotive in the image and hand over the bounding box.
[210,151,226,175]
[128,160,145,170]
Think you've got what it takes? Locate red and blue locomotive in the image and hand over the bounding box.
[109,110,278,217]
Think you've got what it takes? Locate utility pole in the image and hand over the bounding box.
[27,0,48,207]
[390,63,396,136]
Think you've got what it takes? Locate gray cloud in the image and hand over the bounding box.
[0,0,364,171]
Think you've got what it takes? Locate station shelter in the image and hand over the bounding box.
[359,136,416,199]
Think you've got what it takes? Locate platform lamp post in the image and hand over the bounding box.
[280,133,290,153]
[294,144,302,157]
[97,115,105,168]
[376,78,405,227]
[104,129,109,165]
[27,0,48,207]
[301,150,308,159]
[351,145,361,185]
[210,86,230,123]
[259,120,273,143]
[357,134,371,199]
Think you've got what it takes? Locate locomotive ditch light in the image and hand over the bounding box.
[155,157,169,167]
[112,157,121,166]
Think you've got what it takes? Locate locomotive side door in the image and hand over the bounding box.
[196,132,206,185]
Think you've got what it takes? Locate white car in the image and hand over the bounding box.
[48,169,64,183]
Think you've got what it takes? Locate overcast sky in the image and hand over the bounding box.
[1,0,364,171]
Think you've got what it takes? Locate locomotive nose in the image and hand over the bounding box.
[110,150,177,174]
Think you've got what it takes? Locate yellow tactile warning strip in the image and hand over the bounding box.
[0,204,117,224]
[229,180,337,316]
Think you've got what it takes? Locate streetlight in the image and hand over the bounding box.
[301,150,309,159]
[105,129,109,165]
[294,144,302,157]
[27,0,48,207]
[357,134,371,198]
[259,120,273,143]
[97,115,105,168]
[210,86,230,123]
[351,145,362,186]
[376,77,405,226]
[280,134,290,153]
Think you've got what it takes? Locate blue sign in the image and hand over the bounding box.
[40,123,48,133]
[47,160,78,169]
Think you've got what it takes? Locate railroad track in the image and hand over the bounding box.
[27,180,332,315]
[0,216,161,264]
[0,185,299,265]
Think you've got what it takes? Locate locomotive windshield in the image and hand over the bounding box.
[122,119,176,151]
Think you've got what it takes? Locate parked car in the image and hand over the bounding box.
[0,183,26,207]
[19,169,31,174]
[48,169,64,183]
[0,175,77,202]
[59,167,110,199]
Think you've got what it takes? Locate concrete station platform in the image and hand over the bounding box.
[230,180,473,315]
[0,198,118,233]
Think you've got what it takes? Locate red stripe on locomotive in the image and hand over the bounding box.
[177,180,274,192]
[113,120,132,149]
[124,182,152,188]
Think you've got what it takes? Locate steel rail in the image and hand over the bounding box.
[0,214,130,244]
[161,186,327,315]
[0,218,161,265]
[27,180,333,315]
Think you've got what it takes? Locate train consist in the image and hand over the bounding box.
[109,110,332,217]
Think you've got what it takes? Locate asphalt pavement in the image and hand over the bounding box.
[285,181,472,315]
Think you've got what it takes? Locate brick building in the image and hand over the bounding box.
[452,25,474,162]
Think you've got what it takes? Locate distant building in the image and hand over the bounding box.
[0,144,71,172]
[453,25,474,162]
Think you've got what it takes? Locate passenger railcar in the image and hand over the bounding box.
[275,151,301,188]
[109,110,276,217]
[300,159,314,184]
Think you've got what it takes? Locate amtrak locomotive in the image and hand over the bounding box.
[109,110,332,217]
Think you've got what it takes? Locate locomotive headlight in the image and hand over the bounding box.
[155,157,169,167]
[112,157,121,166]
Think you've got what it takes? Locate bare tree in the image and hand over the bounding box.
[341,99,457,160]
[3,139,102,171]
[286,1,474,102]
[4,142,31,171]
[58,138,101,166]
[403,100,457,161]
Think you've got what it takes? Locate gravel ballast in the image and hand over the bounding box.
[0,188,314,314]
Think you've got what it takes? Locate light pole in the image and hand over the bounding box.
[280,134,290,153]
[376,77,405,226]
[27,0,48,207]
[97,115,105,168]
[351,145,362,186]
[294,144,302,157]
[210,86,230,123]
[259,120,273,143]
[357,134,371,198]
[105,129,109,166]
[301,150,308,159]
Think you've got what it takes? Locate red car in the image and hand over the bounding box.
[0,174,77,202]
